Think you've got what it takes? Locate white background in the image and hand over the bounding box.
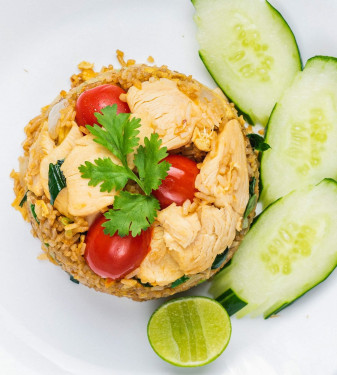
[1,0,337,374]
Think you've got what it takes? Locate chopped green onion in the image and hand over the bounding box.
[59,216,73,226]
[19,191,28,207]
[30,204,40,224]
[44,243,50,248]
[48,160,66,205]
[171,275,189,288]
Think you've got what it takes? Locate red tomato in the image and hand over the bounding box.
[152,154,200,209]
[84,214,152,280]
[75,84,130,127]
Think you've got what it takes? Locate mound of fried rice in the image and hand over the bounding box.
[11,55,259,301]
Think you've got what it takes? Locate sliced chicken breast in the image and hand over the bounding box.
[61,134,121,216]
[195,119,249,222]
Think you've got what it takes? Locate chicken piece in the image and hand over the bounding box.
[25,122,55,196]
[40,124,83,199]
[137,223,184,286]
[61,134,121,216]
[126,78,202,150]
[53,188,71,218]
[191,86,231,151]
[157,204,237,275]
[195,119,249,224]
[157,205,201,249]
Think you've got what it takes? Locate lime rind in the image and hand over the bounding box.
[147,296,231,367]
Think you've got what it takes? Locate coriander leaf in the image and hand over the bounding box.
[134,133,170,195]
[48,161,66,205]
[103,191,159,237]
[87,105,140,165]
[247,133,271,151]
[79,158,129,192]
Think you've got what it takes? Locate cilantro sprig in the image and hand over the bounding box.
[79,105,170,237]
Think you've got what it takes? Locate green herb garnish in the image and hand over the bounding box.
[171,275,189,288]
[211,248,229,269]
[48,159,66,205]
[69,275,79,284]
[247,133,271,151]
[19,191,28,207]
[242,194,258,229]
[103,192,160,237]
[30,204,40,224]
[242,177,258,229]
[249,177,256,196]
[138,280,153,287]
[79,105,170,237]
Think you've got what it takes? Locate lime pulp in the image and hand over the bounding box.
[147,296,231,367]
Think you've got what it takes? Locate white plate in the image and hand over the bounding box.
[1,1,337,374]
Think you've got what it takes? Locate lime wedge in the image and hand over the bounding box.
[147,296,231,367]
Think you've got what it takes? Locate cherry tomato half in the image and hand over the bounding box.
[152,154,200,209]
[84,214,152,280]
[75,84,130,127]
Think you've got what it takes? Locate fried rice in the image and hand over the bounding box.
[11,58,259,301]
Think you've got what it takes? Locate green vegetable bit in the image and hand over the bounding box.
[69,275,79,284]
[79,105,171,237]
[242,194,258,229]
[171,275,189,288]
[30,204,40,224]
[242,177,259,229]
[247,133,271,152]
[211,248,229,269]
[48,160,66,205]
[249,177,256,196]
[19,191,28,207]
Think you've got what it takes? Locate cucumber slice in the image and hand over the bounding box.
[261,56,337,207]
[193,0,301,125]
[210,179,337,318]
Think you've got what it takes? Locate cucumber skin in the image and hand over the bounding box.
[193,0,302,126]
[259,102,278,195]
[264,178,337,318]
[216,288,248,316]
[263,179,337,318]
[265,1,303,71]
[265,242,337,318]
[212,179,337,318]
[199,51,254,125]
[260,56,337,204]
